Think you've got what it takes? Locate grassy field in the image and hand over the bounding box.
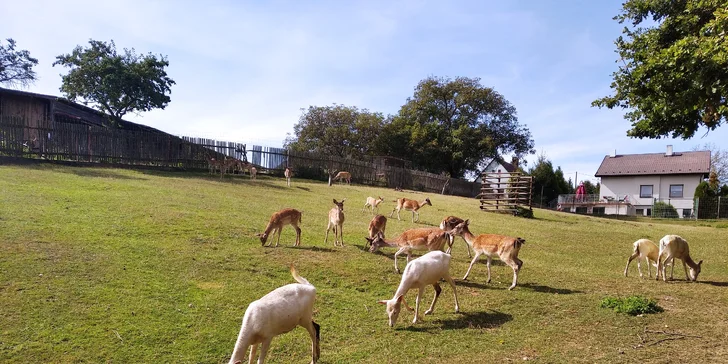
[1,164,727,363]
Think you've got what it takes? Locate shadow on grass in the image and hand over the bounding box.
[698,280,728,287]
[519,282,582,294]
[287,246,337,253]
[61,168,148,181]
[455,280,494,290]
[296,186,312,192]
[400,310,513,332]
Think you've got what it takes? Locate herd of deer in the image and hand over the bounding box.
[230,173,705,364]
[206,155,257,180]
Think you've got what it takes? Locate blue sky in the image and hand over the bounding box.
[3,0,727,183]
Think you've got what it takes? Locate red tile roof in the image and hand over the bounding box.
[595,151,710,177]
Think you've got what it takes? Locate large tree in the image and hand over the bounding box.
[693,142,728,183]
[53,39,175,122]
[0,38,38,88]
[593,0,728,139]
[528,155,573,207]
[285,105,387,159]
[379,76,533,178]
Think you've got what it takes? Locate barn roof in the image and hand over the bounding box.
[595,150,711,177]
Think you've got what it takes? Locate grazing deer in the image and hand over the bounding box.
[439,216,471,257]
[450,219,525,290]
[284,167,292,187]
[624,238,659,278]
[228,265,320,364]
[365,215,387,249]
[390,197,432,223]
[249,165,257,180]
[656,235,703,282]
[333,171,352,185]
[362,196,384,214]
[377,251,459,327]
[256,208,302,247]
[367,227,452,273]
[325,199,346,247]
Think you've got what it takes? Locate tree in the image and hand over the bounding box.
[528,154,572,206]
[379,76,534,178]
[693,143,728,183]
[0,38,38,88]
[284,105,386,159]
[593,1,728,139]
[581,180,599,195]
[53,39,175,122]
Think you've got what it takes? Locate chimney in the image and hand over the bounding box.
[609,149,616,157]
[666,145,673,156]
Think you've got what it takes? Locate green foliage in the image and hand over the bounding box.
[528,154,573,206]
[695,181,716,199]
[593,0,728,139]
[581,180,599,195]
[653,201,679,218]
[285,105,386,158]
[380,76,534,178]
[514,206,534,218]
[53,39,175,122]
[600,296,663,316]
[0,38,38,88]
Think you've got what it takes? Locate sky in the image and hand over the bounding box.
[2,0,727,183]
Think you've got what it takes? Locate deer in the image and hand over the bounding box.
[284,167,292,187]
[228,265,320,364]
[439,216,471,257]
[377,251,459,327]
[367,227,453,273]
[450,219,525,290]
[656,235,703,282]
[249,165,257,180]
[325,199,346,247]
[365,215,387,249]
[333,171,352,185]
[256,208,302,247]
[206,154,221,175]
[362,196,384,214]
[390,197,432,223]
[624,238,660,278]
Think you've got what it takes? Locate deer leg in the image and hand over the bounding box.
[506,257,521,290]
[294,225,302,247]
[624,251,639,277]
[394,247,408,273]
[683,259,689,281]
[425,283,441,315]
[486,256,493,283]
[669,257,675,280]
[462,251,482,280]
[339,224,344,247]
[257,338,272,364]
[413,286,423,323]
[248,343,258,364]
[443,272,460,312]
[324,223,331,245]
[303,320,320,364]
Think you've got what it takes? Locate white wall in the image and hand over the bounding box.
[600,174,703,217]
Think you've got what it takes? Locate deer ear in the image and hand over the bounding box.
[341,198,346,202]
[698,260,703,266]
[464,219,470,225]
[332,199,337,204]
[365,237,373,242]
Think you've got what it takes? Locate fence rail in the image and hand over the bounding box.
[0,116,481,197]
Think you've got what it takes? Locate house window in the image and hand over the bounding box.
[682,209,692,218]
[646,208,652,216]
[669,184,684,198]
[593,207,605,215]
[636,208,644,216]
[640,185,653,198]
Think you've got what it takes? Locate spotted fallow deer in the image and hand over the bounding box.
[325,199,346,247]
[390,197,432,223]
[333,171,351,184]
[365,214,387,249]
[256,208,302,247]
[439,215,471,257]
[284,167,292,187]
[367,227,453,273]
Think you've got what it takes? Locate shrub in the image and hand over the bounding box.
[652,201,678,218]
[600,295,663,316]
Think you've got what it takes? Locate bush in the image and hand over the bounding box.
[514,206,534,218]
[600,296,663,316]
[652,201,678,218]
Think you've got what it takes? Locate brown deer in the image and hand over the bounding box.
[249,165,257,180]
[365,215,387,249]
[256,208,302,247]
[450,219,525,290]
[367,227,453,273]
[325,199,346,247]
[333,171,352,185]
[205,154,220,175]
[439,216,471,257]
[390,197,432,223]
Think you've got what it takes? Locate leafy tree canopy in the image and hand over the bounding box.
[379,76,533,178]
[0,38,38,88]
[53,39,175,122]
[528,154,573,206]
[593,0,728,139]
[285,104,387,159]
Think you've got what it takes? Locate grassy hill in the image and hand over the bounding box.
[1,164,726,363]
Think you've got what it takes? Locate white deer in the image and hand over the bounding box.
[362,196,384,214]
[624,238,659,278]
[284,167,292,187]
[656,235,703,282]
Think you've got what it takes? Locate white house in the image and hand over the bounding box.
[474,156,519,194]
[594,146,710,218]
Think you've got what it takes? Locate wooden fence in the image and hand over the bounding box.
[479,171,533,212]
[0,115,481,197]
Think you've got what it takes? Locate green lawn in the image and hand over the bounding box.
[1,164,727,363]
